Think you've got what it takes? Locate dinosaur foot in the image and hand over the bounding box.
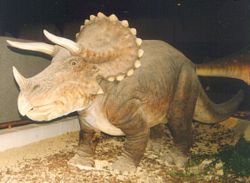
[160,147,188,168]
[68,153,95,170]
[112,155,137,173]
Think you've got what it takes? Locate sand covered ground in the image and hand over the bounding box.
[0,118,249,183]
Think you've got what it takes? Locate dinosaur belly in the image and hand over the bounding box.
[84,101,125,136]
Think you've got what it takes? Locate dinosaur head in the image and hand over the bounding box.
[12,50,102,121]
[7,12,143,121]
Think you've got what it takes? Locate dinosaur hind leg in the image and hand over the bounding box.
[165,65,199,167]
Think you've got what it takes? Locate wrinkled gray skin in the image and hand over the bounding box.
[11,40,243,172]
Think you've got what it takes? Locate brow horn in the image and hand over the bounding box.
[7,40,56,56]
[43,30,81,54]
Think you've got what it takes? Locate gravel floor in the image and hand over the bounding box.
[0,118,249,183]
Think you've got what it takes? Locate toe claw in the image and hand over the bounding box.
[68,154,95,170]
[112,155,137,172]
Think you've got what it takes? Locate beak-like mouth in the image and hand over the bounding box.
[26,105,56,121]
[18,95,33,116]
[26,102,64,121]
[18,95,65,121]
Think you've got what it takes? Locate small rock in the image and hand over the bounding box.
[199,159,213,169]
[117,174,125,181]
[216,169,224,176]
[204,175,213,181]
[215,162,223,169]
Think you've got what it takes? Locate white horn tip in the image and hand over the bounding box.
[12,66,18,84]
[6,40,21,48]
[12,66,18,74]
[6,40,14,46]
[43,29,48,34]
[43,29,55,38]
[12,66,21,78]
[43,29,55,42]
[43,29,51,37]
[12,66,26,87]
[12,65,23,78]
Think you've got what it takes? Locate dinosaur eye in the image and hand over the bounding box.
[71,61,77,66]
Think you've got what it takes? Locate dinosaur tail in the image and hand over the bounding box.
[194,83,244,124]
[196,62,250,85]
[196,46,250,85]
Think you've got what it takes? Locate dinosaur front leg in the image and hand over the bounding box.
[109,99,150,172]
[112,125,149,172]
[68,112,98,169]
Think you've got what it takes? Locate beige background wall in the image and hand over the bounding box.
[0,37,50,123]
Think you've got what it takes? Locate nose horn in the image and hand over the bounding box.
[12,66,29,89]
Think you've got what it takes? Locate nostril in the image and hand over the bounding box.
[32,84,40,92]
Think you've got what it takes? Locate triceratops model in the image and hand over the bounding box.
[7,13,247,171]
